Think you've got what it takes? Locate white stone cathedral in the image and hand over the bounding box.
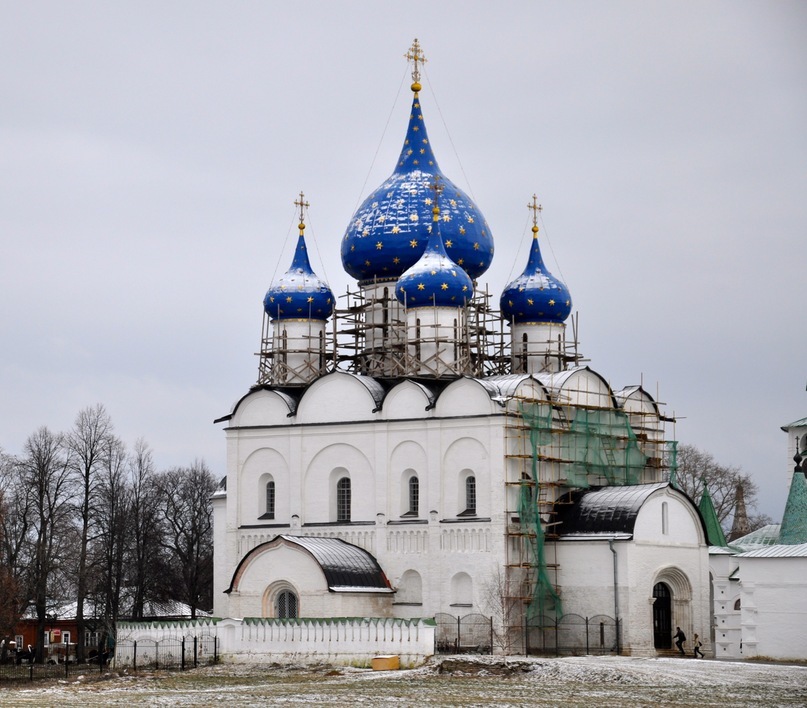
[212,41,711,656]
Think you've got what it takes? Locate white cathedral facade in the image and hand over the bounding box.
[211,42,711,656]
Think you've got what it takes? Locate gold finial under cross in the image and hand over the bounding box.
[528,194,542,236]
[295,191,309,232]
[405,38,427,90]
[430,175,443,222]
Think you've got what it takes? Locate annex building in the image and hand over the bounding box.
[210,41,711,657]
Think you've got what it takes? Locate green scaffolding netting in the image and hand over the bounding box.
[667,440,679,488]
[520,403,648,488]
[517,402,664,622]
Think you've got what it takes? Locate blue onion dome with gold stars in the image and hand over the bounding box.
[500,198,572,324]
[263,194,334,321]
[341,40,494,284]
[396,197,474,309]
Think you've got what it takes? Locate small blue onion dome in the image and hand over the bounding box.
[264,226,334,322]
[500,222,572,324]
[341,90,494,284]
[396,203,474,308]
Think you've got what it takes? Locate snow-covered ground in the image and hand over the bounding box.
[2,655,806,707]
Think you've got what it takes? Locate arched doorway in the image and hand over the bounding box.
[653,582,672,649]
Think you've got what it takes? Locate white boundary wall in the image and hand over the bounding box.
[116,617,435,667]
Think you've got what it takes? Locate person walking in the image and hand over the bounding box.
[673,626,686,655]
[693,633,704,658]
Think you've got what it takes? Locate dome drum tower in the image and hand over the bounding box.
[501,198,574,375]
[510,321,570,375]
[259,194,335,387]
[340,40,493,380]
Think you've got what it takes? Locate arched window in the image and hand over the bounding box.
[276,589,298,618]
[661,501,668,535]
[407,476,419,516]
[337,477,351,522]
[265,480,275,520]
[734,598,741,611]
[465,476,476,515]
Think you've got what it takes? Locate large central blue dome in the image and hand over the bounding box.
[341,91,494,284]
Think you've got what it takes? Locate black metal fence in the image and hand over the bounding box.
[435,613,494,654]
[434,612,620,657]
[526,613,620,656]
[113,635,217,671]
[0,658,109,683]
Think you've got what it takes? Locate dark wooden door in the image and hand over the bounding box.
[653,582,672,649]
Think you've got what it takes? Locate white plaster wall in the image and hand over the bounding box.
[303,441,375,523]
[211,491,229,618]
[436,379,498,417]
[556,493,710,656]
[239,447,289,524]
[633,490,705,546]
[296,373,380,424]
[382,381,432,420]
[227,541,393,620]
[116,617,434,668]
[709,552,742,659]
[554,369,613,409]
[232,390,294,427]
[215,403,508,623]
[739,555,807,660]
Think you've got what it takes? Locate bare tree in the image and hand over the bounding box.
[156,462,216,617]
[674,444,770,534]
[126,439,165,620]
[0,452,26,658]
[65,404,115,662]
[91,437,130,644]
[482,567,523,654]
[20,427,74,662]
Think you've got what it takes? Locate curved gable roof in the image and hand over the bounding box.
[226,535,392,593]
[538,366,618,408]
[215,386,299,424]
[280,535,391,590]
[558,482,673,535]
[613,385,661,417]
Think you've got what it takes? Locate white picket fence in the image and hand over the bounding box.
[116,617,435,667]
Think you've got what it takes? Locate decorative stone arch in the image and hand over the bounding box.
[450,571,473,608]
[650,566,693,651]
[262,579,300,618]
[395,569,423,605]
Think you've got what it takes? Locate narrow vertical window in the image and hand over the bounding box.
[662,501,668,535]
[265,480,275,519]
[337,477,351,522]
[465,476,476,515]
[408,476,419,516]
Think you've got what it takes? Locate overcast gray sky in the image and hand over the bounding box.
[1,2,805,520]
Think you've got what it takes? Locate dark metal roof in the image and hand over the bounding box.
[557,483,669,535]
[226,535,392,593]
[279,535,391,590]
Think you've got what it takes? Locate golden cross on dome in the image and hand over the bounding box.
[405,39,427,90]
[528,194,542,236]
[294,191,309,232]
